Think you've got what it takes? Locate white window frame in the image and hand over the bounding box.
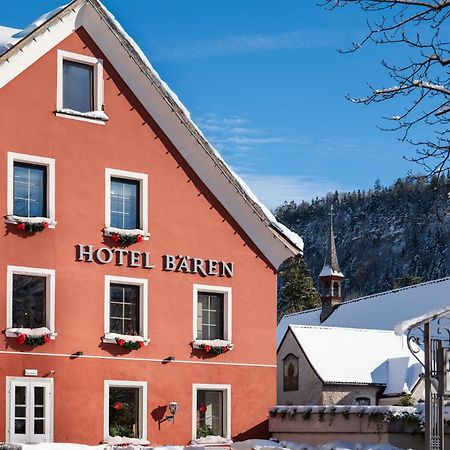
[104,168,149,239]
[192,383,231,441]
[192,284,232,348]
[6,377,54,444]
[6,266,56,339]
[7,152,56,228]
[56,50,106,125]
[104,380,147,442]
[103,275,149,344]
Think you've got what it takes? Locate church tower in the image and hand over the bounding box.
[319,206,344,322]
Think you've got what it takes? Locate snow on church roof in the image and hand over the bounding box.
[0,0,304,264]
[287,325,423,393]
[278,277,450,345]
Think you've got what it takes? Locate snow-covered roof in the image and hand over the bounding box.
[0,26,21,54]
[319,265,344,278]
[395,305,450,336]
[0,0,303,268]
[277,277,450,345]
[286,325,422,393]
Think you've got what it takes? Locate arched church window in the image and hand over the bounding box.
[333,282,340,297]
[283,353,299,392]
[355,397,371,406]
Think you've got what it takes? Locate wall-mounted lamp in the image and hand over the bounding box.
[167,401,179,423]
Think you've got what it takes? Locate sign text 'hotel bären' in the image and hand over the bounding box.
[76,244,234,277]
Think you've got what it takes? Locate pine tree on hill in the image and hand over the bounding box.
[277,256,321,321]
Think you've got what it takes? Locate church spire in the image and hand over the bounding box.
[319,205,345,322]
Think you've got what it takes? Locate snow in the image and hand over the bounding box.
[103,332,149,343]
[315,442,401,450]
[103,436,150,445]
[277,277,450,345]
[0,5,67,55]
[192,436,232,445]
[58,108,109,121]
[394,305,450,335]
[192,339,234,348]
[231,440,284,450]
[286,325,422,391]
[98,1,303,253]
[21,445,107,450]
[318,265,344,278]
[270,405,417,417]
[6,326,53,337]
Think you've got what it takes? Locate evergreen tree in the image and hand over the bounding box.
[277,256,321,321]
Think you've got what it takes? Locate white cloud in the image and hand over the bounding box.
[149,28,356,61]
[240,173,343,209]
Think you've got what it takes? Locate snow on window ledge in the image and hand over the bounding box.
[103,226,150,240]
[104,436,150,446]
[6,327,57,340]
[55,108,109,124]
[102,332,150,345]
[192,436,233,445]
[192,339,234,349]
[5,215,56,229]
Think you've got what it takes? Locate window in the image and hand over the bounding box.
[111,178,140,230]
[62,60,94,113]
[355,397,371,406]
[105,169,149,238]
[333,282,340,297]
[7,153,56,227]
[104,381,147,442]
[283,354,299,392]
[103,276,148,343]
[13,163,47,218]
[56,50,105,124]
[110,283,140,336]
[193,384,231,441]
[192,285,232,345]
[6,266,56,338]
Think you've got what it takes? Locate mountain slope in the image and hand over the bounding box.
[275,175,449,300]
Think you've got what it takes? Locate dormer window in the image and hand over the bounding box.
[56,50,107,124]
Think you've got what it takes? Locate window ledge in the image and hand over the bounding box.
[104,227,150,240]
[192,436,233,445]
[5,215,56,229]
[55,109,108,125]
[192,339,234,349]
[6,327,57,340]
[104,436,150,446]
[102,333,150,345]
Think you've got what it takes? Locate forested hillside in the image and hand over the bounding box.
[275,175,449,303]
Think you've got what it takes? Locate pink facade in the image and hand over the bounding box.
[0,2,301,446]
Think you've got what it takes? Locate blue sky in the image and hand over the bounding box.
[3,1,418,208]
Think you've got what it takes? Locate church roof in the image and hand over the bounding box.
[277,276,450,345]
[285,325,423,393]
[0,0,303,269]
[319,209,343,278]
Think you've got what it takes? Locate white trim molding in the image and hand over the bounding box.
[192,383,231,442]
[6,377,54,444]
[103,380,148,442]
[56,49,106,124]
[103,275,149,344]
[104,168,149,239]
[7,152,56,228]
[192,284,232,347]
[6,266,56,339]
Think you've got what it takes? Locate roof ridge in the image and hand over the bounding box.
[282,276,450,320]
[289,324,399,333]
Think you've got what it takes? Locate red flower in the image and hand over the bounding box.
[136,234,143,243]
[16,222,25,231]
[111,234,120,242]
[44,334,50,344]
[138,341,145,348]
[117,339,125,347]
[204,345,211,353]
[17,333,27,344]
[113,402,124,411]
[43,222,49,229]
[198,404,207,414]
